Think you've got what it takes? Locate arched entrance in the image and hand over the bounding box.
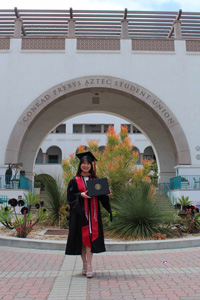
[5,76,191,183]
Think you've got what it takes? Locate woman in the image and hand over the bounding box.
[65,151,112,278]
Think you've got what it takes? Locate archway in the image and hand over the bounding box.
[132,146,141,164]
[143,146,156,161]
[46,146,62,164]
[5,76,191,183]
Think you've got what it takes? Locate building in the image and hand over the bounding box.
[34,113,155,176]
[0,8,200,204]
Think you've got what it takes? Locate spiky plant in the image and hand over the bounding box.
[23,192,40,209]
[177,195,192,208]
[109,182,173,239]
[44,176,67,225]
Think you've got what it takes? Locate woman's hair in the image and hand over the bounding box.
[76,158,96,178]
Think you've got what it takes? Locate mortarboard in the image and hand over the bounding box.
[76,151,97,162]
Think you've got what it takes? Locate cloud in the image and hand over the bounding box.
[2,0,200,11]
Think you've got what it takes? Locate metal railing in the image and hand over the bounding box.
[170,175,200,190]
[0,175,32,191]
[158,183,177,207]
[1,8,200,38]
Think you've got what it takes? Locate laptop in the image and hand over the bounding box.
[86,178,110,197]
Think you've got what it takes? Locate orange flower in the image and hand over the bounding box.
[120,125,128,134]
[69,153,74,159]
[77,145,86,153]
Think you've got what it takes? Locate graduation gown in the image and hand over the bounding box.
[65,177,112,255]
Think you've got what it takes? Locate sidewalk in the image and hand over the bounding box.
[0,246,200,300]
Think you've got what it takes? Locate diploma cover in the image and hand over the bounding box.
[86,178,110,197]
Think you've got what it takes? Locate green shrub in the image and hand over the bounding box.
[107,182,174,239]
[44,176,67,225]
[177,195,192,207]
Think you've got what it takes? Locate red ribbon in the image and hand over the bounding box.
[75,176,99,248]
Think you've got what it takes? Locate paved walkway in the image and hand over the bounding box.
[0,246,200,300]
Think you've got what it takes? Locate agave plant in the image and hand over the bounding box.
[108,181,174,239]
[43,176,67,225]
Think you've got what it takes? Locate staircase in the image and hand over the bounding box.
[155,185,175,212]
[38,190,50,209]
[155,191,174,212]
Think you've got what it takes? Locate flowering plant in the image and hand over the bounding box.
[152,233,166,240]
[12,221,34,238]
[0,195,46,238]
[183,209,200,233]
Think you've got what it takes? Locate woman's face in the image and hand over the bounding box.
[80,160,91,173]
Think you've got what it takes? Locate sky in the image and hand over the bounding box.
[1,0,200,12]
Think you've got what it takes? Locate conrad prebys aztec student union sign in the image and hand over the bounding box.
[22,76,176,127]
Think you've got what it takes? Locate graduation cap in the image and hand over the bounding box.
[76,151,97,175]
[76,151,97,162]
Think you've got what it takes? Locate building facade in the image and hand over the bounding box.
[34,113,155,176]
[0,8,200,192]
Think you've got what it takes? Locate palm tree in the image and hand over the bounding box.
[177,195,192,210]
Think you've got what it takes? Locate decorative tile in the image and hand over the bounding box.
[132,39,174,51]
[22,38,65,50]
[186,40,200,52]
[0,38,10,49]
[77,38,120,50]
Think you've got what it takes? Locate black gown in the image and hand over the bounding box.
[65,177,112,255]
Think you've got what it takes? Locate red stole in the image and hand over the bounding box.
[75,176,99,248]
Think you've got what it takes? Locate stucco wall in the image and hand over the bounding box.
[0,38,200,178]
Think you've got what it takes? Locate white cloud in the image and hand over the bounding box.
[1,0,200,11]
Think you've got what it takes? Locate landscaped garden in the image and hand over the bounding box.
[0,126,200,240]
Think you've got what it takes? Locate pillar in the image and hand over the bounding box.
[68,19,75,38]
[121,20,129,39]
[42,153,47,164]
[174,20,182,39]
[14,18,22,38]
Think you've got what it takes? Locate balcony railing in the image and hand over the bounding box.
[170,175,200,190]
[0,175,32,191]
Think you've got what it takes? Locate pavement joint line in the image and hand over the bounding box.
[47,255,87,300]
[1,246,200,300]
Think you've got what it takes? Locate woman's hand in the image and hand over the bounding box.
[81,190,91,199]
[106,189,112,197]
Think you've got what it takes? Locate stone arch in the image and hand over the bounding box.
[132,146,141,164]
[5,76,191,183]
[35,148,43,164]
[143,146,156,161]
[46,146,62,164]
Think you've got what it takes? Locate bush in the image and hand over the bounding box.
[0,196,47,237]
[107,182,174,239]
[43,176,67,225]
[62,126,142,199]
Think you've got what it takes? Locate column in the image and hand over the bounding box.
[14,18,22,38]
[101,124,104,134]
[121,20,129,39]
[68,19,76,38]
[173,20,182,39]
[140,153,143,163]
[42,153,47,164]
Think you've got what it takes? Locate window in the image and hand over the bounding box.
[104,124,114,133]
[133,125,141,134]
[48,155,59,164]
[51,124,66,134]
[73,124,82,133]
[85,124,101,133]
[121,124,131,133]
[56,124,66,133]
